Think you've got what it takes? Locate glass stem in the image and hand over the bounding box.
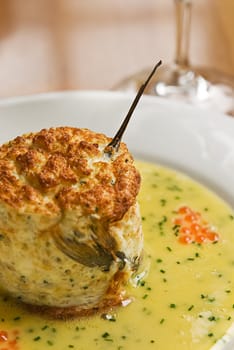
[174,0,192,69]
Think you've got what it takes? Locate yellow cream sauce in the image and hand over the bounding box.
[1,160,234,350]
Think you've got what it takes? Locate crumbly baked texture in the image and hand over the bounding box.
[0,127,143,317]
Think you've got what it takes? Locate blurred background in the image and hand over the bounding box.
[0,0,233,97]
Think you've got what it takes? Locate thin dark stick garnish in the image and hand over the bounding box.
[104,60,162,156]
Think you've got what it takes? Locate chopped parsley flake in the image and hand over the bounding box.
[41,325,49,331]
[13,316,21,321]
[208,316,216,321]
[188,305,194,311]
[33,336,41,341]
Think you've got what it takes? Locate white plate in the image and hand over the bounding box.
[0,90,234,208]
[0,90,234,349]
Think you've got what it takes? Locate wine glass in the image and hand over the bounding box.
[114,0,234,116]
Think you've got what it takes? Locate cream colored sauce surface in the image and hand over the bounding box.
[1,161,234,350]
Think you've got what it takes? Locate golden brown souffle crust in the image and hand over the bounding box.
[0,127,143,318]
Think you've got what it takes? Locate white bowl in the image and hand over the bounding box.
[0,90,234,349]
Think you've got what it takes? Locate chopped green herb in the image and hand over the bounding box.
[13,316,21,321]
[41,325,48,331]
[208,316,216,321]
[200,294,216,302]
[208,297,216,302]
[158,216,167,226]
[167,185,182,192]
[33,336,41,341]
[102,332,110,338]
[188,305,194,311]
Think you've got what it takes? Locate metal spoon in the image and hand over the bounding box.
[54,60,162,269]
[104,60,162,156]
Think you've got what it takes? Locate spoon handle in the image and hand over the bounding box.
[106,60,162,153]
